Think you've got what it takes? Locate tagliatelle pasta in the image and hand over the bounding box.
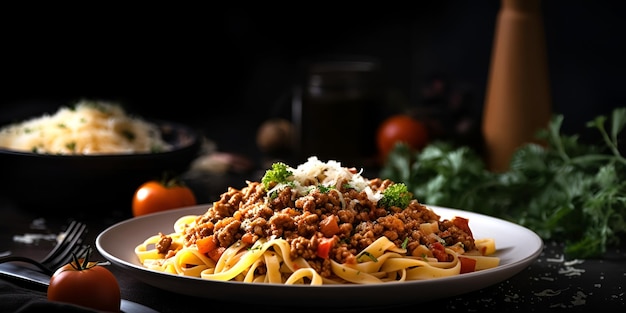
[135,157,500,285]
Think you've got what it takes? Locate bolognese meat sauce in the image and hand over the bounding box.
[176,157,476,279]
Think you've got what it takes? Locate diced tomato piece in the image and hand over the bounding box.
[431,242,450,262]
[452,216,473,237]
[317,237,336,259]
[196,236,217,254]
[196,236,226,262]
[459,256,477,274]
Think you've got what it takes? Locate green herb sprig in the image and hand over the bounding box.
[381,107,626,259]
[261,162,293,190]
[378,183,412,209]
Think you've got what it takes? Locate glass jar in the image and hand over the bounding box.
[292,58,385,166]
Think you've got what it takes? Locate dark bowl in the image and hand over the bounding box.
[0,119,202,215]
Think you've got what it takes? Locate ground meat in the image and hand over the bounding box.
[213,217,242,247]
[290,235,315,259]
[294,194,316,213]
[241,182,266,206]
[295,211,319,238]
[440,219,476,251]
[268,211,296,238]
[377,215,405,241]
[181,171,478,280]
[269,186,295,210]
[155,233,172,254]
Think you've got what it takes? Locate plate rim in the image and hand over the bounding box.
[96,204,544,307]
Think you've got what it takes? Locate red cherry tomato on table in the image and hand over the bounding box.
[376,114,429,163]
[132,177,197,217]
[47,250,121,312]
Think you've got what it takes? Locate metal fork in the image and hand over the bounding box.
[38,220,89,273]
[0,220,88,275]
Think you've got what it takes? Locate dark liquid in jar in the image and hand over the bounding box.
[297,60,384,165]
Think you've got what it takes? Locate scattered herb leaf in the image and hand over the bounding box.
[381,107,626,259]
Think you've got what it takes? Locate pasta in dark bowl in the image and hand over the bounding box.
[0,101,202,214]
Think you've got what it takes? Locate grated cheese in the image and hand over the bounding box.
[274,156,383,204]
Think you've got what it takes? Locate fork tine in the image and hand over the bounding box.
[45,243,90,272]
[40,220,79,263]
[41,221,87,270]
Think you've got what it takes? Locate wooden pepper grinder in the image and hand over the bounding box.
[482,0,552,172]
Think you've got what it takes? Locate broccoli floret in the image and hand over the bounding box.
[261,162,293,190]
[379,183,412,209]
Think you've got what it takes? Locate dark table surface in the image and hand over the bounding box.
[1,170,625,313]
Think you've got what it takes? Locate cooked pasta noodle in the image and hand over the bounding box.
[135,157,500,285]
[0,99,171,154]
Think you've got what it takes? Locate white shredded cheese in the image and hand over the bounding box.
[283,156,383,203]
[12,233,58,244]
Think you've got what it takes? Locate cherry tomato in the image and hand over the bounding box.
[47,249,121,312]
[376,114,429,163]
[132,177,197,217]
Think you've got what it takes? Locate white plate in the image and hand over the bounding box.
[96,204,543,308]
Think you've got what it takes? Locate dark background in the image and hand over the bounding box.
[2,1,625,166]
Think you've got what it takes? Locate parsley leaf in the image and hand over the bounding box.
[379,183,412,209]
[381,107,626,259]
[261,162,293,190]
